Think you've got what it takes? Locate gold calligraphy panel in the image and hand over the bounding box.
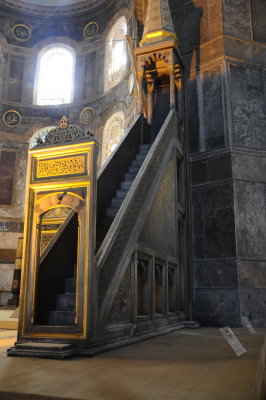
[36,155,86,178]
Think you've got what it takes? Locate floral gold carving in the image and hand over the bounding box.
[36,155,86,178]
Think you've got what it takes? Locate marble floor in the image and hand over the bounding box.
[0,327,265,400]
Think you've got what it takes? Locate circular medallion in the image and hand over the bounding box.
[12,24,31,42]
[80,107,94,125]
[3,110,21,128]
[83,22,98,39]
[128,74,135,96]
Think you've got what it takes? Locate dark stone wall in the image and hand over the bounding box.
[188,0,266,326]
[222,0,252,40]
[202,65,225,151]
[250,0,266,43]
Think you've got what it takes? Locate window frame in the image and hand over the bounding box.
[104,16,128,92]
[33,43,76,106]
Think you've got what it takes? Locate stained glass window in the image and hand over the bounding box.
[105,17,128,91]
[35,46,75,105]
[101,112,125,164]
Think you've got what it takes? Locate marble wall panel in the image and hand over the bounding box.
[191,154,232,185]
[23,56,36,104]
[7,55,24,102]
[0,143,28,220]
[222,0,251,41]
[238,260,266,288]
[0,232,21,249]
[234,181,266,259]
[0,264,14,291]
[192,181,236,259]
[250,0,266,43]
[83,52,97,100]
[0,151,16,205]
[73,55,83,102]
[0,292,12,306]
[224,36,266,64]
[232,153,266,182]
[240,288,266,327]
[194,288,240,326]
[202,65,225,151]
[0,51,8,100]
[194,259,238,288]
[230,63,266,150]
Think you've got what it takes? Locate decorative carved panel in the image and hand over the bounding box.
[36,155,86,179]
[230,62,266,150]
[107,265,132,323]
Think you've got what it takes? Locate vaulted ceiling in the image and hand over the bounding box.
[0,0,113,15]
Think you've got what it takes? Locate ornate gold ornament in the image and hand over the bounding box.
[3,110,21,127]
[59,115,68,128]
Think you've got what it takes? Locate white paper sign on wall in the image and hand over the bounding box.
[220,327,247,357]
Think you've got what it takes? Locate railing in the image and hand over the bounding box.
[96,110,179,325]
[96,114,150,224]
[39,115,151,260]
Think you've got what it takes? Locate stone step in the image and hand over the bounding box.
[136,153,147,161]
[111,198,124,208]
[121,181,133,190]
[139,144,151,154]
[116,189,128,199]
[47,310,76,326]
[106,206,120,218]
[65,278,76,294]
[124,172,137,181]
[132,159,143,167]
[56,293,76,311]
[129,166,140,173]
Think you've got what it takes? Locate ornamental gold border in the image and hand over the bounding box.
[3,110,21,128]
[79,107,95,125]
[83,22,99,39]
[12,24,32,42]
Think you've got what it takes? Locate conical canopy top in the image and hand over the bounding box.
[140,0,178,46]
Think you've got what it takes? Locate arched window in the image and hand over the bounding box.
[102,112,125,164]
[35,45,75,105]
[105,17,128,91]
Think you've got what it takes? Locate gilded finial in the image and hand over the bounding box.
[59,116,68,128]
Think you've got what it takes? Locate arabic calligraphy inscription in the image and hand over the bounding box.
[80,107,94,125]
[36,155,86,179]
[12,24,31,42]
[3,110,21,127]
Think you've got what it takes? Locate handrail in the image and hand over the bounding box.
[38,115,151,263]
[96,114,150,225]
[96,110,179,324]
